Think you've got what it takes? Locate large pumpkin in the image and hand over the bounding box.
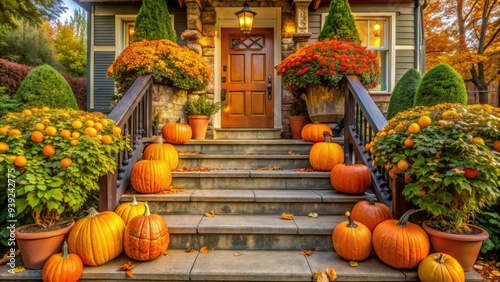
[372,209,430,269]
[332,211,372,261]
[124,202,170,261]
[351,196,393,232]
[131,157,172,193]
[330,163,371,194]
[42,241,83,282]
[161,122,192,144]
[114,195,146,225]
[309,132,344,171]
[68,208,125,266]
[301,123,332,142]
[143,136,179,170]
[418,253,465,282]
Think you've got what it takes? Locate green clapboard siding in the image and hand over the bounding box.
[93,51,115,113]
[94,16,115,46]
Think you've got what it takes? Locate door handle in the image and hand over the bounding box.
[267,75,272,100]
[221,89,227,101]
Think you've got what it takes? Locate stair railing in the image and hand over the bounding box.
[98,74,154,211]
[343,75,398,213]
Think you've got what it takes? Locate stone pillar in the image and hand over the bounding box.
[181,0,203,55]
[292,0,312,49]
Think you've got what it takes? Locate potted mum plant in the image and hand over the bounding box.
[371,103,500,271]
[0,108,128,269]
[184,94,225,140]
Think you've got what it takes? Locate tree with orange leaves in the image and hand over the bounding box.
[424,0,499,103]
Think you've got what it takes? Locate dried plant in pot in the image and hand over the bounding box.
[184,94,225,140]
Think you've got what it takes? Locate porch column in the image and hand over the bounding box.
[181,0,203,55]
[293,0,312,49]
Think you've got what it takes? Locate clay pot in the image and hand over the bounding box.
[422,222,489,271]
[289,116,309,139]
[15,220,75,269]
[187,115,210,140]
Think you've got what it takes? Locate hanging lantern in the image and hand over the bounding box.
[235,0,256,34]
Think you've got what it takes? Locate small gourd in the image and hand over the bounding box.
[332,211,372,261]
[301,122,332,142]
[114,195,146,225]
[42,241,83,282]
[418,253,465,282]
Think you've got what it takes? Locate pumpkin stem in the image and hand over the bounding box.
[396,209,421,228]
[323,131,334,143]
[144,202,151,217]
[61,240,69,259]
[152,136,163,144]
[436,253,445,263]
[364,192,378,205]
[345,211,358,228]
[86,207,100,218]
[176,117,181,123]
[149,155,154,160]
[131,195,138,207]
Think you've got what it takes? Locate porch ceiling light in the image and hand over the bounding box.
[235,0,256,34]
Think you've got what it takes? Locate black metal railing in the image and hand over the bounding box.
[98,75,154,211]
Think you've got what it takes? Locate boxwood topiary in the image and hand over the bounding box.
[414,63,467,107]
[386,69,422,119]
[15,64,78,109]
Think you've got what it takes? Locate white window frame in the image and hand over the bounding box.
[321,12,396,93]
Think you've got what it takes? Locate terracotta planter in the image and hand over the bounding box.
[15,220,75,269]
[188,115,210,140]
[289,116,309,139]
[422,222,489,271]
[303,81,346,123]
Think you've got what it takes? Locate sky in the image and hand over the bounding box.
[60,0,82,22]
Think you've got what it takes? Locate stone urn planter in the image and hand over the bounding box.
[303,82,346,123]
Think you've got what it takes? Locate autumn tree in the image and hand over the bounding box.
[0,0,66,29]
[424,0,500,103]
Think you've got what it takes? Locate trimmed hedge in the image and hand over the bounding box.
[414,63,467,107]
[386,69,422,119]
[0,59,86,110]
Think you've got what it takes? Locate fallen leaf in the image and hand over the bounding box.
[186,248,195,253]
[178,151,200,155]
[204,211,215,217]
[234,252,242,256]
[175,167,214,172]
[160,187,184,194]
[288,151,299,155]
[294,168,316,172]
[257,166,283,170]
[299,250,314,256]
[326,268,338,281]
[315,272,329,282]
[474,264,484,270]
[164,251,169,256]
[281,212,294,220]
[349,261,359,267]
[313,271,323,280]
[0,253,8,264]
[126,269,134,278]
[200,246,209,254]
[307,212,319,218]
[119,261,135,271]
[492,270,500,277]
[12,266,25,273]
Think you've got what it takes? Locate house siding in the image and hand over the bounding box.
[93,51,116,113]
[94,16,115,46]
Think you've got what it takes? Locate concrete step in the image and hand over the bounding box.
[171,169,332,190]
[214,128,282,139]
[178,154,312,170]
[122,189,363,216]
[1,250,483,282]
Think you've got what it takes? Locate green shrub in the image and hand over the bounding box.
[318,0,360,43]
[134,0,176,42]
[386,69,422,119]
[414,63,467,107]
[14,64,78,109]
[474,202,500,261]
[185,94,225,116]
[0,87,21,117]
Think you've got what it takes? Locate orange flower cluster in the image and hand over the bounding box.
[275,39,380,91]
[107,40,211,94]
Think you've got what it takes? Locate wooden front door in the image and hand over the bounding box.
[221,28,274,128]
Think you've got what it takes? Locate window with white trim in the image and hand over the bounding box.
[124,15,175,47]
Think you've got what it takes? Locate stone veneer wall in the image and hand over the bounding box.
[152,84,188,131]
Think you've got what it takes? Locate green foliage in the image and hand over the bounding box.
[15,64,78,109]
[290,95,308,116]
[134,0,176,42]
[185,94,225,116]
[0,87,21,117]
[386,69,422,119]
[52,24,87,77]
[474,202,500,261]
[318,0,360,43]
[372,103,500,234]
[0,0,66,29]
[0,22,61,68]
[0,109,129,229]
[414,63,468,107]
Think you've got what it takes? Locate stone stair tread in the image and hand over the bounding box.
[179,154,310,158]
[172,169,330,178]
[121,189,364,203]
[1,250,483,281]
[162,214,344,235]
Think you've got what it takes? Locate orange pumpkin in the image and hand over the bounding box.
[143,136,179,170]
[332,211,372,261]
[309,132,344,171]
[301,123,332,142]
[114,195,146,225]
[372,209,430,269]
[124,202,170,261]
[42,241,83,282]
[161,122,192,144]
[330,163,371,194]
[351,196,393,233]
[418,253,465,282]
[131,157,172,193]
[68,207,125,266]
